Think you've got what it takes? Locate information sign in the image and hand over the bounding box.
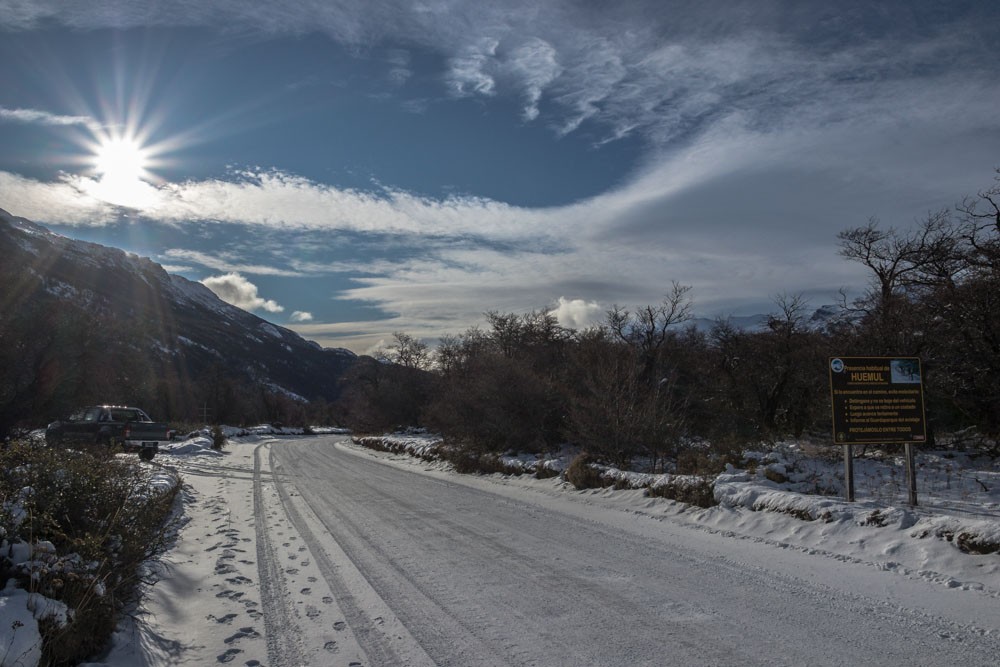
[828,357,927,444]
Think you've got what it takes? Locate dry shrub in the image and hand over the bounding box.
[676,448,741,476]
[565,453,608,490]
[441,448,523,475]
[763,468,789,484]
[863,509,888,527]
[645,477,717,507]
[534,466,559,480]
[955,532,999,555]
[211,424,226,450]
[0,441,180,665]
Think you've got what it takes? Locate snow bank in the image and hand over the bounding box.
[0,578,72,667]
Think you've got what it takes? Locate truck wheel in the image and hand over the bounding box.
[139,449,156,461]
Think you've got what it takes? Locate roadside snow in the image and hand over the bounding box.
[353,432,1000,595]
[2,429,998,666]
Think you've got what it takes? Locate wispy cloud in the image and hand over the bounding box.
[2,2,996,148]
[163,248,305,277]
[385,49,413,86]
[0,106,99,130]
[447,38,500,97]
[201,272,284,313]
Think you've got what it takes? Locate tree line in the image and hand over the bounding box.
[340,172,1000,467]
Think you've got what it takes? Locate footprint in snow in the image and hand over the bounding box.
[224,627,260,644]
[208,613,238,625]
[333,621,346,631]
[324,641,338,653]
[285,568,299,575]
[216,648,242,663]
[227,576,253,585]
[306,605,320,619]
[300,587,311,595]
[322,597,333,605]
[216,590,245,601]
[307,576,317,583]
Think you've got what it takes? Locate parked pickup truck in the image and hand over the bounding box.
[45,405,169,460]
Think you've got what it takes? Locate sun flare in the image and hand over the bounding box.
[94,136,149,183]
[86,132,160,209]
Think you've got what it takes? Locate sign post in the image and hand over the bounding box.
[829,357,927,505]
[843,443,855,502]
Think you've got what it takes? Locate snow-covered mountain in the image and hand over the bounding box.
[689,303,844,334]
[0,208,357,407]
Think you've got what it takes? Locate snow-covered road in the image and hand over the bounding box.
[98,435,1000,666]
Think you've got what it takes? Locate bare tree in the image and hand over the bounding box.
[837,212,958,354]
[379,332,431,370]
[607,282,693,381]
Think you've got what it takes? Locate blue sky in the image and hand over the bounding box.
[2,1,998,353]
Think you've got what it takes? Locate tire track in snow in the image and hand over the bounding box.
[268,443,434,667]
[253,441,305,667]
[316,437,1000,665]
[273,454,519,667]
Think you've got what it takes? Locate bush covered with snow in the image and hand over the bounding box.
[0,440,180,665]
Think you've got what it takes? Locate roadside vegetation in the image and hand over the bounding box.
[342,172,1000,484]
[0,441,179,665]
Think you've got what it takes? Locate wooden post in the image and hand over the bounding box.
[905,442,918,506]
[844,443,855,502]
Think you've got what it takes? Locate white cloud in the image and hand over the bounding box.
[201,272,284,313]
[290,311,313,322]
[150,170,548,241]
[0,171,118,225]
[550,297,604,330]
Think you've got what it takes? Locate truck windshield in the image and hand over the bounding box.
[77,408,102,422]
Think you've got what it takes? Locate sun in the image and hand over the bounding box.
[94,136,149,183]
[86,132,160,209]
